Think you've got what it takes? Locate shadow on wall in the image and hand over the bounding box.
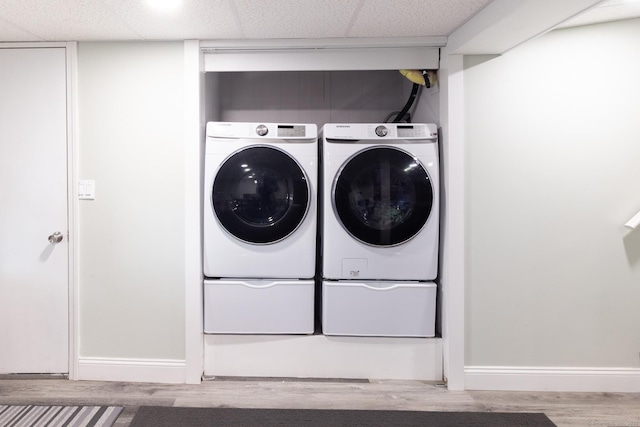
[463,55,500,70]
[623,227,640,267]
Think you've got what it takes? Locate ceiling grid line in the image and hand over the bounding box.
[344,0,367,38]
[227,0,246,39]
[0,13,45,41]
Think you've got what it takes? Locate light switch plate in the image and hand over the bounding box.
[78,179,95,200]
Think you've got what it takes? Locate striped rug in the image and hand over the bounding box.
[0,405,123,427]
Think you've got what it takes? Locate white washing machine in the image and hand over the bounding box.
[320,123,439,337]
[203,122,317,334]
[204,121,318,279]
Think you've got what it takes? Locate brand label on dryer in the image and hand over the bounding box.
[342,258,368,278]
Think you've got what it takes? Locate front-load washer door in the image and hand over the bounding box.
[212,145,310,244]
[333,146,433,247]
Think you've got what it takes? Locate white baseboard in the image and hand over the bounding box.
[465,366,640,392]
[77,357,187,384]
[204,335,443,381]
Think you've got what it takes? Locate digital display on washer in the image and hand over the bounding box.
[277,125,306,137]
[397,125,428,138]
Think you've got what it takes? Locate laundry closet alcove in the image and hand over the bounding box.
[186,39,445,382]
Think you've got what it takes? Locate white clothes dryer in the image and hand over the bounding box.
[320,123,439,337]
[204,122,318,279]
[321,123,440,281]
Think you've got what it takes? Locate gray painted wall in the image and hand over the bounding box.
[73,19,640,373]
[77,42,185,359]
[464,19,640,368]
[206,70,413,126]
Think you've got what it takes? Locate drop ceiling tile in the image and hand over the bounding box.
[0,16,44,42]
[348,0,493,37]
[1,0,637,42]
[111,0,244,40]
[234,0,362,39]
[0,0,141,41]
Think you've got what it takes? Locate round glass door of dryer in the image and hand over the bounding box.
[212,146,310,244]
[332,146,433,247]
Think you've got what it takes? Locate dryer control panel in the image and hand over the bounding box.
[276,125,307,137]
[322,123,437,140]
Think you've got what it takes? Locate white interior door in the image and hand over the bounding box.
[0,47,69,374]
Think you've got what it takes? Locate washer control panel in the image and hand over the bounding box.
[253,124,308,137]
[397,125,432,138]
[206,122,317,140]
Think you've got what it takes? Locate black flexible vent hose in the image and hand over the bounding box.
[393,83,420,123]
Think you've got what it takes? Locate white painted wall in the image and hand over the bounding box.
[77,42,185,361]
[464,19,640,370]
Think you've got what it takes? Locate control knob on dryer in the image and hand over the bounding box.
[375,125,388,137]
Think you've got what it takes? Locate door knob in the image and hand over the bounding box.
[48,231,63,244]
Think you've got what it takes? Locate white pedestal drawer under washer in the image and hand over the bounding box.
[203,122,318,279]
[320,123,440,281]
[204,278,315,334]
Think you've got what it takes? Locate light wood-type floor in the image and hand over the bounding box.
[0,377,639,426]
